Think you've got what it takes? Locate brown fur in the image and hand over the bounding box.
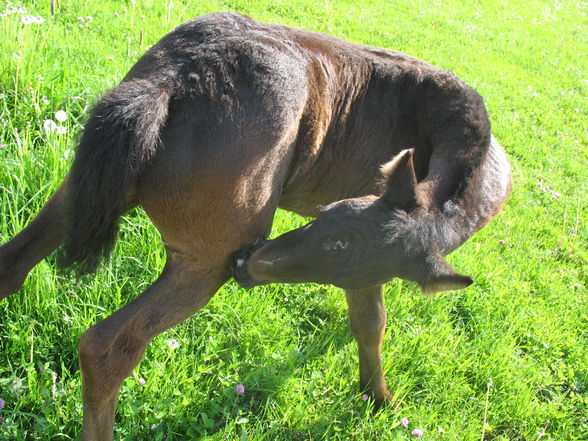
[0,13,511,440]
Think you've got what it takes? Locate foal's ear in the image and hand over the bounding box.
[418,254,474,295]
[380,149,421,209]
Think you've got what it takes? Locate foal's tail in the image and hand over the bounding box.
[58,79,173,274]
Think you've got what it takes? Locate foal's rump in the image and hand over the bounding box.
[61,17,310,272]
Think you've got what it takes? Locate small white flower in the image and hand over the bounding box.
[166,339,179,349]
[43,119,57,133]
[6,6,28,15]
[55,110,68,122]
[21,15,44,24]
[9,378,24,393]
[55,126,67,135]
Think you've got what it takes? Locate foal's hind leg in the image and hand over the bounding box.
[0,183,67,298]
[79,253,227,441]
[345,285,392,406]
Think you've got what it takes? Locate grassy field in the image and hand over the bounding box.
[0,0,587,440]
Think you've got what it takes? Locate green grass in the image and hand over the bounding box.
[0,0,587,440]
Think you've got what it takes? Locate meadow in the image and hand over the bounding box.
[0,0,586,440]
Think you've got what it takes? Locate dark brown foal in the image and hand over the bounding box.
[0,12,511,440]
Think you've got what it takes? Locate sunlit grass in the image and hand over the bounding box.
[0,0,587,440]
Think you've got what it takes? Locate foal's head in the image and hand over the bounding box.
[233,149,473,294]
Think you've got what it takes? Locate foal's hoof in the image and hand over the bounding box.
[231,241,267,289]
[374,393,397,410]
[365,391,398,411]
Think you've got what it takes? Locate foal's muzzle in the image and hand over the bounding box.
[231,240,268,289]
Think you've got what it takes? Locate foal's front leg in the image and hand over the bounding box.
[345,285,392,406]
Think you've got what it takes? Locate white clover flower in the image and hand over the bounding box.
[55,110,68,122]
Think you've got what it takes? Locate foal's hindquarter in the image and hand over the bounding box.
[0,12,510,440]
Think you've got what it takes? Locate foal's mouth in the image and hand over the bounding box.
[231,240,268,289]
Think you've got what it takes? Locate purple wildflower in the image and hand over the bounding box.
[401,417,409,427]
[0,417,4,424]
[361,394,369,401]
[138,377,146,385]
[0,398,4,409]
[412,428,424,438]
[235,384,245,394]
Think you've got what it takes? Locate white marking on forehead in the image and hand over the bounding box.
[322,239,350,251]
